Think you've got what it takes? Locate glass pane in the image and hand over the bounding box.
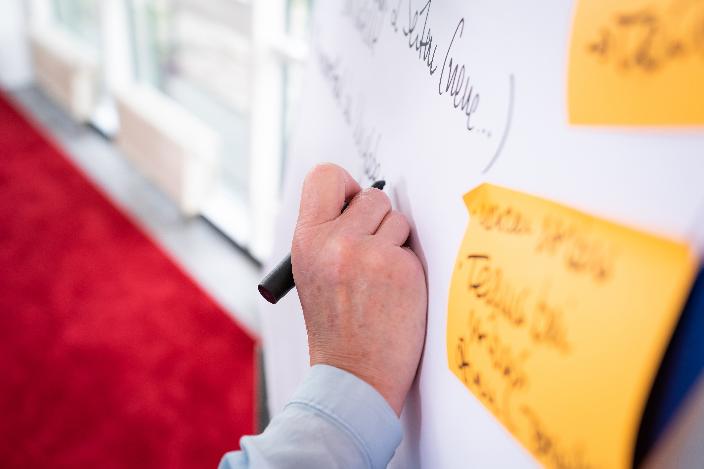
[129,0,252,201]
[53,0,101,46]
[281,0,313,186]
[286,0,313,40]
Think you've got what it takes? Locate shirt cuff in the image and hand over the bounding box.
[286,364,403,469]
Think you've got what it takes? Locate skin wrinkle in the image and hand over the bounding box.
[293,163,427,416]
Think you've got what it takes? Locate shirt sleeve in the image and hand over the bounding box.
[219,364,403,469]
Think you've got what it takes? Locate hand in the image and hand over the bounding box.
[291,163,428,415]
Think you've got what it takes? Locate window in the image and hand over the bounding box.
[281,0,313,182]
[53,0,101,46]
[49,0,127,134]
[34,0,314,261]
[129,0,253,201]
[128,0,313,260]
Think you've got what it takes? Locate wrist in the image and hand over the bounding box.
[310,357,404,416]
[290,364,403,468]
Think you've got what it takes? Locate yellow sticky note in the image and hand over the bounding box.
[447,184,695,468]
[568,0,704,125]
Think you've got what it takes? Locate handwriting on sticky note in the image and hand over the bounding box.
[447,184,695,468]
[568,0,704,125]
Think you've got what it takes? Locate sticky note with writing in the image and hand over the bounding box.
[446,184,695,469]
[567,0,704,125]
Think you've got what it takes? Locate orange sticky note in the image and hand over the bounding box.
[447,184,695,468]
[568,0,704,125]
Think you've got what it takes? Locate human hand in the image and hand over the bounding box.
[291,163,428,415]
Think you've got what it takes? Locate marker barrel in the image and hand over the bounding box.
[258,254,294,304]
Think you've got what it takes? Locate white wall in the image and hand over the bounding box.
[0,0,33,89]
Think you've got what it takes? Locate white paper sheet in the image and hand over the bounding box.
[259,1,704,467]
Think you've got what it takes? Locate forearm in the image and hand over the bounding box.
[220,365,403,469]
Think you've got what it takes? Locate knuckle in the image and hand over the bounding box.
[390,210,410,229]
[364,187,391,211]
[403,248,425,276]
[365,249,388,272]
[326,235,358,280]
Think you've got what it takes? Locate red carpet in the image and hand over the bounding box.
[0,94,255,468]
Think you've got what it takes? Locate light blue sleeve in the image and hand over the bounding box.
[219,364,403,469]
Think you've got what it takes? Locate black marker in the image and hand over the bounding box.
[258,180,386,304]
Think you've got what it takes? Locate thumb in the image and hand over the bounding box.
[297,163,361,227]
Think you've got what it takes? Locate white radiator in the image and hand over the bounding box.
[114,85,221,216]
[29,27,98,122]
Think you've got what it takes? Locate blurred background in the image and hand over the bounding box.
[0,0,315,331]
[1,0,312,259]
[0,1,315,466]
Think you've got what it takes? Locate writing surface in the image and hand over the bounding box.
[447,183,695,468]
[259,1,704,467]
[568,0,704,125]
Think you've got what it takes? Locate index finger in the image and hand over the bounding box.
[297,163,362,227]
